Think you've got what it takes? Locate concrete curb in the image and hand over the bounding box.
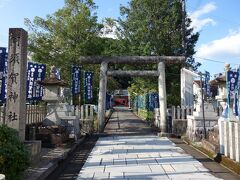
[25,137,86,180]
[182,137,240,177]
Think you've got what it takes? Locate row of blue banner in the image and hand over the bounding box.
[0,47,47,102]
[71,66,93,102]
[1,50,93,103]
[133,93,159,111]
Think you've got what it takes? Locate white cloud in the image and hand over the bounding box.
[190,2,217,32]
[196,29,240,60]
[0,0,11,8]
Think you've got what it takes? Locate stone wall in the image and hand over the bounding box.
[187,116,218,141]
[219,120,240,162]
[172,119,187,137]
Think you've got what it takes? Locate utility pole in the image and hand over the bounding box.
[200,72,207,139]
[181,0,186,57]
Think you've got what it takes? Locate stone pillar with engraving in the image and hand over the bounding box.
[5,28,27,141]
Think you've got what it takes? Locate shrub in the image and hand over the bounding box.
[0,125,30,180]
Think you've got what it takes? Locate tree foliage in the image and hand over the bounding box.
[26,0,200,106]
[0,125,30,180]
[116,0,200,105]
[25,0,102,76]
[25,0,122,103]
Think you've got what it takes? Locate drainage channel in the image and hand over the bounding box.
[45,135,98,180]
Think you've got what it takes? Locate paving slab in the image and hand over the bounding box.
[77,107,236,179]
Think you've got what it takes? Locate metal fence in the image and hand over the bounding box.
[0,103,47,125]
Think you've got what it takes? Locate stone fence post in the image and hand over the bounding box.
[177,106,180,119]
[0,174,5,180]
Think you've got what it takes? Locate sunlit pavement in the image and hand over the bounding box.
[77,107,221,180]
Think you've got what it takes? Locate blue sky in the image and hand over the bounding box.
[0,0,240,77]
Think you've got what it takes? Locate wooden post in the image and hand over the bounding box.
[5,28,27,141]
[158,62,167,135]
[224,121,230,157]
[80,105,84,120]
[0,174,5,180]
[171,106,175,120]
[97,61,108,132]
[90,105,94,120]
[229,121,235,160]
[176,106,180,119]
[85,105,89,119]
[218,119,224,154]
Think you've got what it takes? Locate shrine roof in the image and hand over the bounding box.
[210,75,226,85]
[38,76,67,86]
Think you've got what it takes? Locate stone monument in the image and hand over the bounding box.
[187,80,218,141]
[5,28,27,141]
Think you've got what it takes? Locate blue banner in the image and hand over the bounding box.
[71,66,81,95]
[35,64,46,100]
[148,93,159,111]
[227,71,239,93]
[204,71,210,96]
[0,47,7,103]
[227,70,239,118]
[106,93,112,110]
[26,62,46,100]
[84,71,93,101]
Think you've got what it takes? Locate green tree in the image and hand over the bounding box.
[25,0,103,81]
[0,125,30,180]
[25,0,122,104]
[116,0,200,105]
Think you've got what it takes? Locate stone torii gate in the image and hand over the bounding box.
[79,56,184,134]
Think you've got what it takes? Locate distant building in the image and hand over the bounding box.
[113,89,129,107]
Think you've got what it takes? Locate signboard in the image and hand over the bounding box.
[84,71,93,101]
[180,68,199,106]
[71,66,81,95]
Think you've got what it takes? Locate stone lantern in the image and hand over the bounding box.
[210,64,237,120]
[38,67,68,125]
[38,66,80,141]
[40,75,67,103]
[210,74,227,119]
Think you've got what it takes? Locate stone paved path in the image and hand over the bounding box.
[77,107,221,180]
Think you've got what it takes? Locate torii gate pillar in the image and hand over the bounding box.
[97,61,108,132]
[158,62,167,134]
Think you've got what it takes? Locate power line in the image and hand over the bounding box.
[194,56,239,66]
